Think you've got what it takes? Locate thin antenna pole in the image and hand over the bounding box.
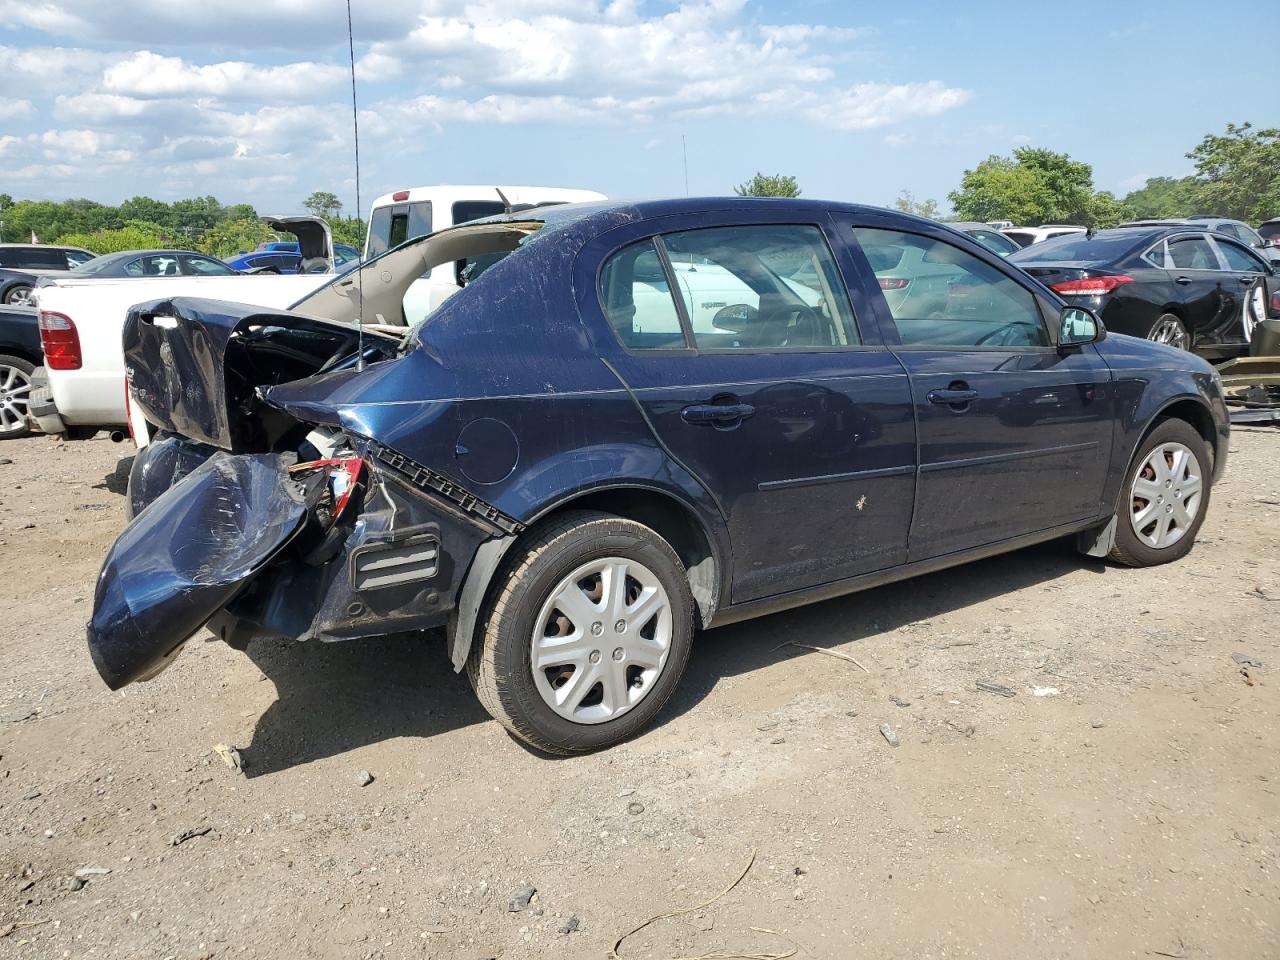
[681,134,690,197]
[345,0,365,369]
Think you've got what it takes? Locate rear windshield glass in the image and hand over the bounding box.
[1258,222,1280,241]
[1011,233,1148,264]
[452,201,507,225]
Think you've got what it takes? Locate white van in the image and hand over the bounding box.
[365,185,607,323]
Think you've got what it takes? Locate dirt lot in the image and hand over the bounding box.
[0,429,1276,960]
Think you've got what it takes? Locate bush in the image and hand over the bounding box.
[53,222,178,255]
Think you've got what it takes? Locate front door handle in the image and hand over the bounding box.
[681,402,755,424]
[1175,276,1192,285]
[927,388,978,405]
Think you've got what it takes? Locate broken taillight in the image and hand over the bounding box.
[289,456,364,522]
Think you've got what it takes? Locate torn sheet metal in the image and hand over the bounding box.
[88,452,314,689]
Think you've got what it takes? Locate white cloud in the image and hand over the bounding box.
[803,81,973,131]
[102,51,346,101]
[0,99,34,119]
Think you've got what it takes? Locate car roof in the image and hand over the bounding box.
[947,222,1003,231]
[0,243,92,253]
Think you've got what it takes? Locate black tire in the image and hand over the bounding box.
[0,353,35,439]
[1147,313,1191,351]
[467,510,695,755]
[1108,418,1211,567]
[2,284,33,307]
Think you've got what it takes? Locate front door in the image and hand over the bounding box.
[850,224,1115,561]
[594,221,917,604]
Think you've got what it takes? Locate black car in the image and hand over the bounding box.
[90,198,1229,755]
[0,244,97,306]
[0,306,43,437]
[66,249,237,278]
[1010,226,1276,357]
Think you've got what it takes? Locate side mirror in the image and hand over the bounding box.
[1059,306,1103,349]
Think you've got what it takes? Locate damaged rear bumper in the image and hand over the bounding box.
[88,452,313,689]
[90,435,506,689]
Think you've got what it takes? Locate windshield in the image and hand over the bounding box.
[1010,232,1150,264]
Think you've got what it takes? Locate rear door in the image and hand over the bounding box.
[590,216,917,604]
[848,222,1114,560]
[1167,234,1233,344]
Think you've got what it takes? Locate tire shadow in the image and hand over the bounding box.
[237,628,488,777]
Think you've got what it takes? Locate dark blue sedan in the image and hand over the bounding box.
[92,198,1229,754]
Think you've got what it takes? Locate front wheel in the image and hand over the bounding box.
[468,511,694,755]
[0,354,34,438]
[1108,418,1211,567]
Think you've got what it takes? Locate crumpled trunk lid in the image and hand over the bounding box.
[124,296,397,452]
[88,451,317,689]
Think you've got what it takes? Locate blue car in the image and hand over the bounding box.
[92,198,1229,754]
[227,243,360,274]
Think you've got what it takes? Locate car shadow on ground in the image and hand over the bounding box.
[238,629,488,778]
[656,539,1106,731]
[236,539,1104,773]
[95,454,133,496]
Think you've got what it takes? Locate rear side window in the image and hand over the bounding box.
[1214,222,1242,241]
[366,201,432,257]
[661,224,860,350]
[599,239,688,350]
[64,249,95,268]
[854,227,1048,349]
[2,247,64,269]
[1168,236,1219,270]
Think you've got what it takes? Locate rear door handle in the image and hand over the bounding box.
[927,389,978,405]
[681,402,755,424]
[1175,276,1192,285]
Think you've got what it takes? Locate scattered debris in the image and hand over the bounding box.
[73,866,111,878]
[59,876,85,893]
[355,769,374,787]
[1241,667,1257,687]
[976,680,1016,698]
[774,640,869,673]
[558,916,580,935]
[1091,720,1105,729]
[213,743,242,772]
[0,919,51,940]
[627,802,645,816]
[1248,585,1280,602]
[879,723,900,748]
[609,849,795,960]
[171,825,212,846]
[507,883,537,913]
[946,720,975,738]
[21,788,41,800]
[1231,652,1264,668]
[1031,686,1060,697]
[2,707,39,723]
[889,696,912,708]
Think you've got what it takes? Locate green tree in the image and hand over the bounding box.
[1122,176,1198,220]
[195,217,278,259]
[733,173,801,198]
[169,196,225,233]
[892,190,940,219]
[949,147,1131,227]
[328,216,366,249]
[119,196,171,225]
[1185,122,1280,222]
[53,222,177,254]
[302,191,343,219]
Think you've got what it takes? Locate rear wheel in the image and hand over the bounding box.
[3,284,33,307]
[1147,313,1190,351]
[0,354,34,439]
[467,511,694,755]
[1108,418,1210,567]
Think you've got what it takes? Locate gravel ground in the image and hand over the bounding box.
[0,429,1276,960]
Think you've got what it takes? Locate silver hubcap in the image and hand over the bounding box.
[1148,318,1188,350]
[0,364,31,434]
[531,556,672,724]
[7,287,32,307]
[1130,442,1202,549]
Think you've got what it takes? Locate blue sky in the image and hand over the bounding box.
[1,0,1274,217]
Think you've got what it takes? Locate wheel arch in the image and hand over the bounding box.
[1143,395,1219,474]
[447,482,727,672]
[0,344,42,366]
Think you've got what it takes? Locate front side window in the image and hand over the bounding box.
[1216,239,1267,273]
[599,239,687,350]
[64,249,95,268]
[660,224,860,350]
[1214,222,1242,241]
[1168,236,1220,270]
[182,255,234,276]
[855,227,1048,348]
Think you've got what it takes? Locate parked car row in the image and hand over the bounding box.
[0,243,95,305]
[88,196,1231,757]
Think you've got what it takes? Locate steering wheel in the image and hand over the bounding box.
[759,304,828,347]
[975,323,1029,347]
